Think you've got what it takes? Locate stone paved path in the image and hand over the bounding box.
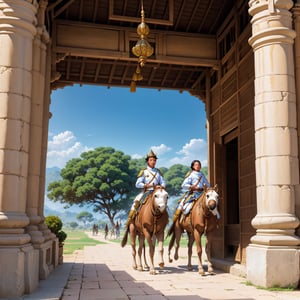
[58,232,300,300]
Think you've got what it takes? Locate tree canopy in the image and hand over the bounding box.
[76,211,94,226]
[47,146,209,226]
[163,164,190,196]
[47,147,136,227]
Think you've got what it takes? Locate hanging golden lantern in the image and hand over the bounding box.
[130,0,153,92]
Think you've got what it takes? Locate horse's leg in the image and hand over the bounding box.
[205,231,215,274]
[142,242,149,270]
[156,232,165,269]
[145,231,156,275]
[174,225,182,261]
[194,229,205,275]
[167,231,175,263]
[129,225,138,270]
[187,232,194,271]
[136,234,144,271]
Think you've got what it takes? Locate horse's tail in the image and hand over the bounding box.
[121,226,129,248]
[167,225,176,263]
[166,220,175,238]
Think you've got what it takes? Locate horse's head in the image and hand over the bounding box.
[204,184,220,218]
[152,185,169,213]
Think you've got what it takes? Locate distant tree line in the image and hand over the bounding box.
[47,147,207,227]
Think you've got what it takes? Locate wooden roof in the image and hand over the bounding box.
[46,0,236,95]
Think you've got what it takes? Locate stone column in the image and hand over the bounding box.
[247,0,300,288]
[25,0,57,280]
[293,1,300,237]
[0,0,39,297]
[37,42,59,271]
[26,0,48,243]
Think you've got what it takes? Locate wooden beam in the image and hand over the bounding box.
[54,20,218,68]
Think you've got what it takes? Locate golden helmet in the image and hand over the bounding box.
[145,149,158,161]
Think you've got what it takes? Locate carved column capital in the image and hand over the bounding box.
[248,0,296,50]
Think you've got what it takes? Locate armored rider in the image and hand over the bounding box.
[125,149,166,226]
[172,159,210,223]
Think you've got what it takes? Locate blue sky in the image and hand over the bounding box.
[46,84,208,169]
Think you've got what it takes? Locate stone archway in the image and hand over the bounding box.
[0,0,300,297]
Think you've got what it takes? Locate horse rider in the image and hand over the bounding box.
[172,160,210,223]
[125,149,166,226]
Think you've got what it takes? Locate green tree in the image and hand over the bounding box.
[69,221,79,229]
[164,164,190,196]
[129,157,145,174]
[76,211,94,226]
[45,215,67,244]
[47,147,136,227]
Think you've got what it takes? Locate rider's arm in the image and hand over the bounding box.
[181,176,192,190]
[136,173,146,188]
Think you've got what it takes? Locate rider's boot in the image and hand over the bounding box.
[125,209,135,227]
[172,208,182,223]
[126,201,140,227]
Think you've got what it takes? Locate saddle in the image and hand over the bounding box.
[180,195,205,227]
[134,191,152,219]
[181,192,199,215]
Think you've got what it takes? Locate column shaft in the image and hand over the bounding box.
[247,0,300,288]
[0,0,39,297]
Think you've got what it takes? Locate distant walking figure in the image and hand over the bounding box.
[115,221,120,239]
[104,224,108,240]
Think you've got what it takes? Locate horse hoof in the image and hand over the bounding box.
[168,258,173,263]
[188,266,193,271]
[174,254,178,260]
[137,267,143,272]
[150,270,157,275]
[198,269,205,275]
[133,265,137,270]
[159,262,164,269]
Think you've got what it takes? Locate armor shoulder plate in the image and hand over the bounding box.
[137,168,146,177]
[185,171,192,178]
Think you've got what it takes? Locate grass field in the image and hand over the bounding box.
[63,230,105,254]
[62,230,201,255]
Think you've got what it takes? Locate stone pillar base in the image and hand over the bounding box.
[246,244,300,288]
[37,239,55,280]
[0,245,39,298]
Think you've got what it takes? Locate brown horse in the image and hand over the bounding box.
[121,185,169,274]
[167,185,220,275]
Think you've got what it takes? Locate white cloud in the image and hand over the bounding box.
[168,138,208,167]
[129,140,207,168]
[131,153,143,159]
[47,131,92,168]
[131,144,171,160]
[151,144,172,156]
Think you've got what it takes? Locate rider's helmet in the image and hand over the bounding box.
[145,149,158,161]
